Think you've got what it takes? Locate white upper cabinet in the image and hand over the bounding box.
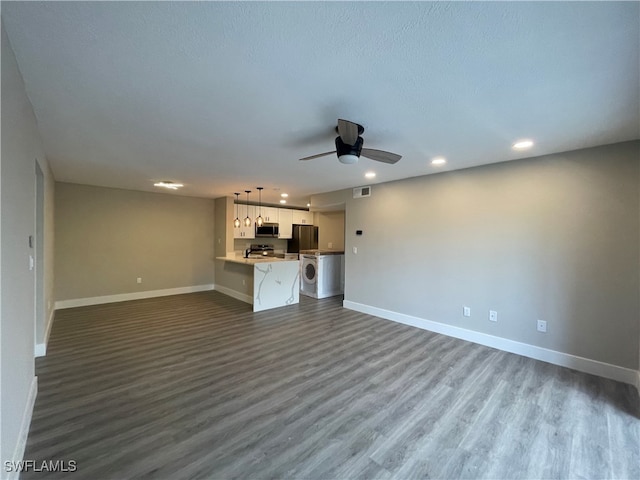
[278,208,293,239]
[234,205,255,239]
[259,206,279,224]
[291,210,313,225]
[231,204,311,240]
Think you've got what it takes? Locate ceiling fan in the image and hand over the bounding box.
[299,119,402,165]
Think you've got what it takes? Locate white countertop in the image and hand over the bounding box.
[215,255,298,265]
[299,249,345,255]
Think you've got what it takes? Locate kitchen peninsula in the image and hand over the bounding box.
[215,255,300,312]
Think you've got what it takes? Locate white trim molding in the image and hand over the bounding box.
[213,284,253,305]
[344,300,640,389]
[34,308,55,357]
[7,377,38,480]
[34,343,45,358]
[55,284,215,310]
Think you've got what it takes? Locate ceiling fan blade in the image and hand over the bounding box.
[337,119,359,145]
[299,151,336,161]
[361,148,402,164]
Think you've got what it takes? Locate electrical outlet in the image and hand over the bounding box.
[352,247,358,254]
[463,306,471,317]
[242,279,246,286]
[489,310,498,322]
[328,242,333,249]
[137,277,142,284]
[537,320,547,333]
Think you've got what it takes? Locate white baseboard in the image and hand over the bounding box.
[34,308,55,357]
[343,300,640,389]
[34,343,45,358]
[7,377,38,480]
[55,284,215,310]
[213,284,253,305]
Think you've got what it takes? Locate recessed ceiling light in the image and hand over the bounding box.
[280,199,287,204]
[154,181,183,190]
[306,203,311,207]
[365,172,376,179]
[280,193,289,198]
[512,139,534,150]
[431,157,446,165]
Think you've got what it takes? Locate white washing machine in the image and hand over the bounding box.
[300,253,345,299]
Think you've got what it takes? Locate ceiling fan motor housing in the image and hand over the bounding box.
[299,119,400,164]
[335,136,364,159]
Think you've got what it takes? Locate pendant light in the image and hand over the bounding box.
[233,193,241,228]
[243,190,252,227]
[256,187,264,227]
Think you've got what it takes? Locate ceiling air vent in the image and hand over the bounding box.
[353,186,371,198]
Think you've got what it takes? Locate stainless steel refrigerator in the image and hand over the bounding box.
[287,225,318,253]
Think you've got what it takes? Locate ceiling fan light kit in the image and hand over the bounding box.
[336,135,364,164]
[300,119,401,165]
[338,154,359,164]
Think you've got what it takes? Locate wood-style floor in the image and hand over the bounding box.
[24,291,639,479]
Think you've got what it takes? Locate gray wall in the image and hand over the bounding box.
[316,142,640,370]
[1,22,56,470]
[214,196,234,257]
[310,189,350,211]
[316,211,345,250]
[55,183,215,301]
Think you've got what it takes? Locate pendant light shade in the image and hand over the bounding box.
[256,187,264,227]
[244,190,252,227]
[233,193,241,228]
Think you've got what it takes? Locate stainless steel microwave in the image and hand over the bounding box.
[255,223,279,237]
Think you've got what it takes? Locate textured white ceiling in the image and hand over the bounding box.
[2,1,639,207]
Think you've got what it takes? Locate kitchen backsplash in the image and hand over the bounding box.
[234,238,289,254]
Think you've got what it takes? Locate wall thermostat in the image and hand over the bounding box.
[356,230,363,236]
